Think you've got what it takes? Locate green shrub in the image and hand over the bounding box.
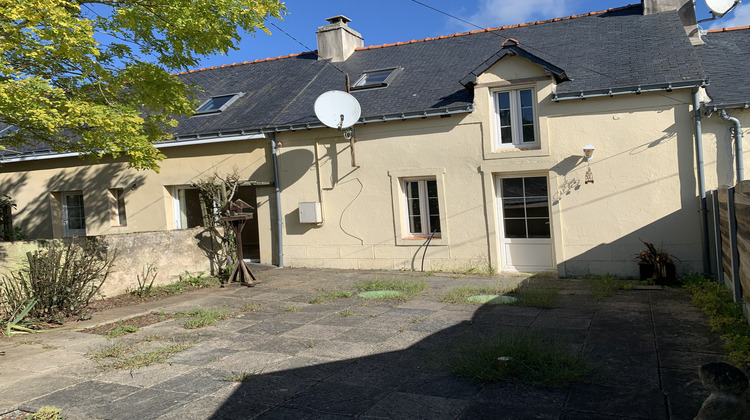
[0,238,117,322]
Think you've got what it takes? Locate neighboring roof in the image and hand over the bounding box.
[173,3,705,140]
[699,26,750,109]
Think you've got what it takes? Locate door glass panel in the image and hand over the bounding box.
[503,198,526,218]
[524,177,547,196]
[525,197,549,217]
[504,219,527,238]
[501,177,550,239]
[527,219,550,238]
[502,178,524,197]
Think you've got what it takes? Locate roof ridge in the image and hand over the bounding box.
[175,51,317,75]
[356,3,641,51]
[706,25,750,33]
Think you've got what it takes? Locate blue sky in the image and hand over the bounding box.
[192,0,750,71]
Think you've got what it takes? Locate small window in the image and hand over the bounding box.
[352,67,402,90]
[109,188,127,226]
[61,192,86,237]
[0,125,18,136]
[403,179,440,237]
[493,88,537,149]
[172,187,205,229]
[194,93,243,115]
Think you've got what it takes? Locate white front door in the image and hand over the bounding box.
[496,175,553,271]
[62,192,86,237]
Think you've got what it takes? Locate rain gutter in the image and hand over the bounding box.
[552,79,708,102]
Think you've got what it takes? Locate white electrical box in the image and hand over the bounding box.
[299,202,322,223]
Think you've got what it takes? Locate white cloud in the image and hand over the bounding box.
[708,3,750,29]
[464,0,568,29]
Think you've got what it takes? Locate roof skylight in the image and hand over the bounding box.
[194,93,244,115]
[352,67,402,90]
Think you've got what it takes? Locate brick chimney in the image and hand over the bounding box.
[642,0,703,45]
[316,15,363,62]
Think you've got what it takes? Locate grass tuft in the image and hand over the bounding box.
[512,280,559,309]
[105,325,138,338]
[309,291,352,304]
[178,308,231,329]
[226,371,255,382]
[354,278,429,300]
[442,285,512,304]
[449,334,592,387]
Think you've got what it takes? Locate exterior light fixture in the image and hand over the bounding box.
[583,144,595,161]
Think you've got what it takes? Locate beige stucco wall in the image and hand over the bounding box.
[2,55,749,278]
[0,228,212,299]
[0,139,278,265]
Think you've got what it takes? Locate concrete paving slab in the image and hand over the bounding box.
[566,383,666,419]
[0,268,731,420]
[359,391,469,419]
[283,382,390,416]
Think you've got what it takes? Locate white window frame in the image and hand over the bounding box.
[388,168,449,246]
[403,178,441,238]
[62,192,86,237]
[492,87,538,150]
[109,188,127,227]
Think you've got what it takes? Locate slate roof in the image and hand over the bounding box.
[171,3,707,140]
[2,3,721,158]
[698,27,750,109]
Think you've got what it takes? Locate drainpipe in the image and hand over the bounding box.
[270,134,284,268]
[718,109,744,182]
[693,89,711,275]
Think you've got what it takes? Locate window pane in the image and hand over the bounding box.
[520,89,533,106]
[410,215,422,234]
[428,197,440,217]
[524,177,548,196]
[197,95,234,112]
[500,127,513,144]
[522,125,536,143]
[504,219,527,238]
[410,198,421,218]
[497,92,510,109]
[527,219,550,238]
[525,197,549,217]
[409,182,420,198]
[502,178,524,197]
[521,108,534,125]
[429,215,441,233]
[426,180,438,198]
[499,109,511,127]
[503,198,526,218]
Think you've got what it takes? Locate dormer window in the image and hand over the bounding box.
[352,67,402,90]
[194,93,243,115]
[493,88,538,149]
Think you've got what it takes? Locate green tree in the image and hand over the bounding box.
[0,0,284,171]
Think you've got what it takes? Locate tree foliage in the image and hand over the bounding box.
[0,0,284,171]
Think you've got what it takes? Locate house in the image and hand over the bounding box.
[1,0,748,279]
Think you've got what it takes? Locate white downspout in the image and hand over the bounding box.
[718,109,744,182]
[693,89,711,275]
[270,134,284,268]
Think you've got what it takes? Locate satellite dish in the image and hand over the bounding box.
[705,0,739,17]
[314,90,361,130]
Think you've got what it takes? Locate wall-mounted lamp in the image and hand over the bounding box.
[582,144,595,161]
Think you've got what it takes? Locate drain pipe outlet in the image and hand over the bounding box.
[719,109,744,182]
[693,89,711,275]
[271,134,284,268]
